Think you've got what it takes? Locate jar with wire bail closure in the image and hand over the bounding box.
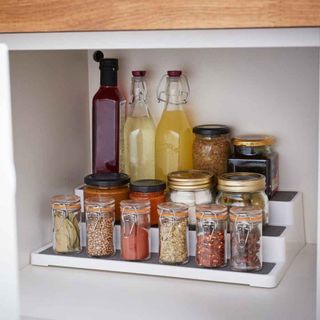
[230,206,263,272]
[85,196,115,257]
[216,172,269,226]
[120,200,151,261]
[196,204,228,268]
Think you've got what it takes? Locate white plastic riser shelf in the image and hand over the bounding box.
[31,191,305,288]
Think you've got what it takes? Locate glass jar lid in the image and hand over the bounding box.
[50,195,81,210]
[85,196,115,213]
[193,124,230,136]
[168,170,214,191]
[157,202,188,218]
[84,173,130,187]
[217,172,265,192]
[196,204,228,220]
[232,134,275,147]
[130,179,166,193]
[120,199,151,215]
[229,206,263,222]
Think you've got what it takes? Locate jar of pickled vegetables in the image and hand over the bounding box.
[51,195,81,254]
[158,202,189,265]
[196,204,228,268]
[85,196,115,257]
[230,206,263,272]
[84,173,130,223]
[216,172,269,226]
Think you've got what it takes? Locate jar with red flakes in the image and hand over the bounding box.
[195,204,227,268]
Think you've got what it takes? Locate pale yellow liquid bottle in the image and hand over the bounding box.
[124,71,155,181]
[155,71,193,182]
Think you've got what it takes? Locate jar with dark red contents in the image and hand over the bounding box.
[195,204,227,268]
[120,200,151,261]
[230,206,263,272]
[129,179,166,226]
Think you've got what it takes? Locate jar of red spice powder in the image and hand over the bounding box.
[129,179,166,226]
[120,200,151,261]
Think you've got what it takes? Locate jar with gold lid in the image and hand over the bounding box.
[228,134,279,198]
[51,195,82,254]
[167,170,214,225]
[216,172,269,226]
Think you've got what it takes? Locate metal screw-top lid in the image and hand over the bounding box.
[130,179,166,193]
[84,173,130,187]
[193,124,231,136]
[232,134,275,147]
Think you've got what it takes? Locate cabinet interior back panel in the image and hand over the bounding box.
[89,48,319,243]
[10,51,90,268]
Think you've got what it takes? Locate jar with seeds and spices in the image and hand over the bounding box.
[85,196,115,257]
[51,195,82,254]
[196,204,228,268]
[158,202,189,265]
[230,206,263,272]
[120,200,151,261]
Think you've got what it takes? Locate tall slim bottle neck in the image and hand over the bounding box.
[164,77,184,111]
[131,77,149,117]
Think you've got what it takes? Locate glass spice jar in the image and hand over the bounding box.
[167,170,214,225]
[195,204,228,268]
[230,206,263,272]
[158,202,189,265]
[216,172,269,226]
[51,195,81,254]
[228,134,279,198]
[120,200,151,261]
[84,173,130,223]
[129,179,166,227]
[85,196,115,257]
[193,124,231,178]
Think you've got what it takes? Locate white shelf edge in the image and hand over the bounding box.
[0,28,319,51]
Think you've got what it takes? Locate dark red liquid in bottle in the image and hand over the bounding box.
[92,58,125,173]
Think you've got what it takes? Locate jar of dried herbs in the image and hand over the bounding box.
[158,202,189,265]
[196,204,227,268]
[216,172,269,226]
[230,206,263,272]
[51,195,81,254]
[85,196,115,257]
[192,125,231,177]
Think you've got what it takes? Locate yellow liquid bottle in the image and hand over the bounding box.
[124,71,155,181]
[155,71,193,182]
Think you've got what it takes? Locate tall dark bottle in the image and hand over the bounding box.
[92,57,126,173]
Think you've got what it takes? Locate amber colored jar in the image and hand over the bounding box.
[84,173,130,223]
[129,179,166,226]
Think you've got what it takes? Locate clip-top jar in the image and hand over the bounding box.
[120,200,151,261]
[51,195,81,254]
[85,196,115,257]
[196,204,228,268]
[158,202,189,265]
[228,134,279,198]
[230,206,263,272]
[216,172,269,226]
[84,173,130,223]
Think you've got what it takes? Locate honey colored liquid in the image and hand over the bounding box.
[124,116,155,181]
[155,109,193,182]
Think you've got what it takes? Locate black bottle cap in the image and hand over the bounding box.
[130,179,166,193]
[98,58,118,86]
[193,124,230,136]
[93,50,104,62]
[84,173,130,187]
[99,58,118,70]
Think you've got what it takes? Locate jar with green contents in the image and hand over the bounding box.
[216,172,269,226]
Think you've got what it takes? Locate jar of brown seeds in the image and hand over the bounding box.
[85,196,115,257]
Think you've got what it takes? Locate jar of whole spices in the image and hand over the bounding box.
[193,124,231,178]
[129,179,166,226]
[85,196,115,257]
[230,206,263,272]
[216,172,269,226]
[228,134,279,198]
[158,202,189,265]
[167,170,214,225]
[51,195,81,254]
[84,173,130,223]
[120,200,151,261]
[195,204,228,268]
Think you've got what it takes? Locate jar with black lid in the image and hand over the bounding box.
[228,134,279,198]
[84,173,130,223]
